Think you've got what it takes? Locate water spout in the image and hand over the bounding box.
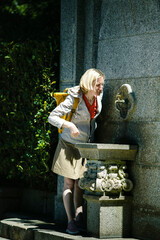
[115,84,136,120]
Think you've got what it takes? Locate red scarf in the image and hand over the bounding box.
[83,94,98,119]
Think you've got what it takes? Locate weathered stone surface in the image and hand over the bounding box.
[129,165,160,239]
[97,0,160,80]
[97,33,160,79]
[96,121,160,165]
[0,238,11,240]
[83,0,94,70]
[60,36,76,84]
[100,0,160,39]
[84,195,132,238]
[101,77,160,122]
[0,218,34,240]
[84,0,102,70]
[61,0,77,40]
[132,208,160,240]
[0,215,140,240]
[60,0,85,89]
[75,143,137,160]
[132,165,160,209]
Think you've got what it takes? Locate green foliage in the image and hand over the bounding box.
[0,0,60,191]
[0,0,60,41]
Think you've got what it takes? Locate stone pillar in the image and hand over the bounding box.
[84,0,102,70]
[54,0,85,224]
[60,0,85,90]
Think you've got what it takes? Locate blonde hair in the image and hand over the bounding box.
[79,68,105,93]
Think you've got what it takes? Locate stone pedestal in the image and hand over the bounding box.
[84,194,132,239]
[75,143,137,239]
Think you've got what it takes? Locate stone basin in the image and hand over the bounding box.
[75,143,138,161]
[75,142,138,195]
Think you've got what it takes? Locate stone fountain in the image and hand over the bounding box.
[75,143,138,238]
[75,84,138,238]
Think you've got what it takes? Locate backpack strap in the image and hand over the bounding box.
[58,97,79,134]
[66,97,79,122]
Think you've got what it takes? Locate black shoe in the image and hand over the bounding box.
[66,220,80,235]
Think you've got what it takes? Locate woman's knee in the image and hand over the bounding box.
[74,179,80,189]
[63,177,74,191]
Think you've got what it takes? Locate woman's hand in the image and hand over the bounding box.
[69,123,80,138]
[62,121,80,138]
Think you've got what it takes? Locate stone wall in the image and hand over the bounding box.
[59,0,160,238]
[95,1,160,239]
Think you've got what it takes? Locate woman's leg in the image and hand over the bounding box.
[63,177,75,223]
[63,177,80,234]
[74,179,84,221]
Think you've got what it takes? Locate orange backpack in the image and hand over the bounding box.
[53,88,79,133]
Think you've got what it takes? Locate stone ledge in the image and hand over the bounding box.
[0,214,140,240]
[75,143,138,161]
[0,238,11,240]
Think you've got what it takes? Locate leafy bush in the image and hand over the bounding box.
[0,0,60,191]
[0,40,59,190]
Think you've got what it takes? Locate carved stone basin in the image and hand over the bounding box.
[75,143,138,161]
[75,143,138,195]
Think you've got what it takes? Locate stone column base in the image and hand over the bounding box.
[84,194,132,238]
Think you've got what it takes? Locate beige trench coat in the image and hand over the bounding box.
[48,86,103,179]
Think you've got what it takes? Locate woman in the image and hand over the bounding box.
[48,68,105,234]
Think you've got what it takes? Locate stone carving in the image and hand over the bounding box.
[79,161,133,195]
[115,84,136,119]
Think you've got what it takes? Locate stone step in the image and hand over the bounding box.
[0,213,140,240]
[0,238,11,240]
